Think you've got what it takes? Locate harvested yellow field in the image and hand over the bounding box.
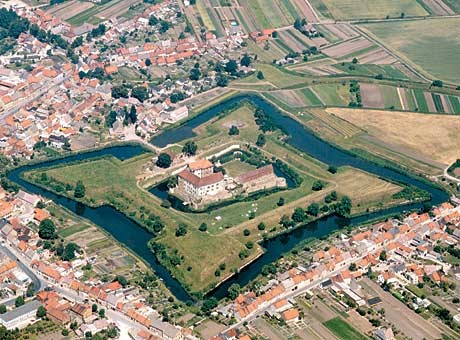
[336,168,403,213]
[327,108,460,165]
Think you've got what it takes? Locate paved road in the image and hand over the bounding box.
[0,242,47,306]
[0,76,68,123]
[222,246,384,334]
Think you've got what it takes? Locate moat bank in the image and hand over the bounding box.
[8,95,449,301]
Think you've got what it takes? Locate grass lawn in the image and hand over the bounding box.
[361,18,460,83]
[224,160,257,177]
[323,317,367,340]
[315,0,427,20]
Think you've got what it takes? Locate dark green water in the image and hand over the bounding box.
[9,95,448,301]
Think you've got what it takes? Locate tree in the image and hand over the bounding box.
[243,229,250,236]
[307,203,320,216]
[201,298,218,313]
[432,80,443,87]
[175,224,187,237]
[336,196,352,216]
[39,219,56,239]
[312,180,324,191]
[352,57,358,64]
[189,67,201,81]
[292,207,306,223]
[116,275,128,287]
[182,141,197,156]
[99,308,105,318]
[131,86,148,102]
[129,105,137,124]
[74,180,85,198]
[225,60,238,74]
[228,125,239,136]
[349,263,357,271]
[111,85,129,99]
[199,223,207,232]
[379,250,387,261]
[92,304,98,313]
[216,73,228,87]
[327,165,337,174]
[26,283,35,297]
[159,20,170,33]
[240,54,251,67]
[15,296,24,307]
[36,306,47,318]
[256,134,266,147]
[145,58,152,66]
[148,15,158,26]
[0,305,6,314]
[62,329,69,336]
[257,71,264,80]
[62,242,79,261]
[228,283,241,300]
[156,153,172,168]
[257,222,266,230]
[277,197,285,206]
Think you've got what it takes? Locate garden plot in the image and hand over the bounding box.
[320,23,359,42]
[47,0,94,21]
[96,0,141,20]
[291,0,320,22]
[321,37,374,58]
[357,48,396,65]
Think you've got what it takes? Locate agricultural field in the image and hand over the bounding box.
[46,0,94,21]
[323,317,367,340]
[361,18,460,84]
[326,107,460,165]
[66,0,140,26]
[311,0,428,20]
[333,63,409,80]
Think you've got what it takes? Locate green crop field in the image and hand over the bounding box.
[361,18,460,84]
[442,0,460,13]
[413,89,429,112]
[300,88,323,106]
[324,317,367,340]
[312,0,428,20]
[448,96,460,114]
